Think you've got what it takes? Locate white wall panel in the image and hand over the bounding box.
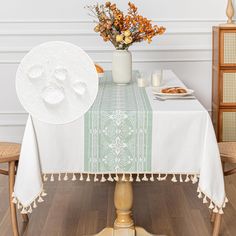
[0,0,231,141]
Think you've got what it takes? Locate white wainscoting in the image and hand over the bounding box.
[0,0,230,142]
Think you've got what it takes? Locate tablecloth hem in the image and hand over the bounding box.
[12,186,47,214]
[13,172,227,215]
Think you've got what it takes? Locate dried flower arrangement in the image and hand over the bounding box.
[86,2,166,50]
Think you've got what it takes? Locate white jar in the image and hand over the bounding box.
[112,49,132,84]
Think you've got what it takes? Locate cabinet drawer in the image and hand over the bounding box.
[221,30,236,66]
[220,109,236,141]
[220,70,236,105]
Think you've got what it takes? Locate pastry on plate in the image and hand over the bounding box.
[161,87,187,94]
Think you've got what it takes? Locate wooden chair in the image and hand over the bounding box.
[0,142,28,236]
[211,142,236,236]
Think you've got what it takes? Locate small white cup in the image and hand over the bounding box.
[137,72,148,87]
[152,70,163,87]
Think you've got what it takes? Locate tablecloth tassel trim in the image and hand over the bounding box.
[21,207,28,214]
[171,174,177,182]
[33,200,37,208]
[64,173,68,181]
[101,174,106,182]
[50,174,54,182]
[150,173,154,182]
[225,196,229,203]
[191,174,198,184]
[161,174,168,181]
[12,186,47,214]
[114,173,119,181]
[129,173,134,182]
[185,174,190,182]
[157,174,161,181]
[209,201,214,209]
[108,173,114,182]
[28,205,33,214]
[136,173,141,182]
[72,173,77,181]
[142,173,148,181]
[43,174,48,182]
[198,191,203,199]
[179,174,183,182]
[121,173,126,182]
[213,205,219,213]
[203,195,208,204]
[86,173,90,182]
[79,173,84,181]
[94,173,99,182]
[58,173,61,181]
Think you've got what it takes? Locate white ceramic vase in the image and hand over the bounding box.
[112,49,132,84]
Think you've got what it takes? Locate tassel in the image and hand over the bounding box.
[121,173,126,182]
[28,205,32,214]
[79,173,84,181]
[38,196,44,203]
[219,208,224,214]
[161,174,167,181]
[203,195,208,204]
[197,186,200,193]
[33,200,37,208]
[185,174,190,182]
[171,174,177,182]
[12,198,17,204]
[58,173,61,181]
[150,173,154,182]
[50,174,54,182]
[94,174,99,182]
[21,208,28,214]
[223,202,226,208]
[101,174,106,182]
[129,173,134,182]
[209,201,214,209]
[191,175,198,184]
[198,192,202,199]
[179,174,183,182]
[225,197,229,203]
[43,174,48,182]
[41,191,47,197]
[213,206,218,213]
[86,173,90,182]
[136,174,141,182]
[72,173,76,181]
[114,173,119,181]
[64,173,68,181]
[108,173,114,182]
[142,173,148,181]
[17,202,22,209]
[157,173,161,181]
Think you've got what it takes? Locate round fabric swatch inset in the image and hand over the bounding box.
[16,41,98,124]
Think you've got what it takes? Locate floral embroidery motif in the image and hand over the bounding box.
[84,73,152,172]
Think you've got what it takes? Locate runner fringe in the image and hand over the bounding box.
[12,173,228,215]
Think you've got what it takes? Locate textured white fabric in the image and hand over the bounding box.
[14,70,225,210]
[16,41,98,124]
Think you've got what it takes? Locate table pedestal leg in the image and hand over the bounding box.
[88,178,163,236]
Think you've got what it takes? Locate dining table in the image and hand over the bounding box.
[13,70,227,236]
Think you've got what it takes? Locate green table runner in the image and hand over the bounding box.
[85,72,152,173]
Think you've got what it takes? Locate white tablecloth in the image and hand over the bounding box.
[13,70,227,215]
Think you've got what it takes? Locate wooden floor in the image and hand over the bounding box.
[0,171,236,236]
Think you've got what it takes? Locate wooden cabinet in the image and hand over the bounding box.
[212,26,236,141]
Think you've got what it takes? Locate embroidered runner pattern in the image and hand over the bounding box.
[84,72,152,172]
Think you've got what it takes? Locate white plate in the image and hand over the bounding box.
[152,87,194,97]
[16,41,98,124]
